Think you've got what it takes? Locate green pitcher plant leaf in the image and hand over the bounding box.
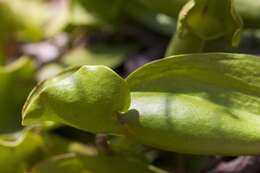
[165,0,243,55]
[137,0,260,29]
[125,53,260,155]
[22,53,260,155]
[22,66,131,134]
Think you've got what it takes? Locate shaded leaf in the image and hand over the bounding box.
[30,151,166,173]
[77,0,124,23]
[0,57,35,133]
[61,44,133,68]
[0,128,71,173]
[68,0,103,27]
[0,129,44,173]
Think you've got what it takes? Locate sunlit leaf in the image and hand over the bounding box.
[22,66,130,134]
[125,53,260,155]
[23,53,260,155]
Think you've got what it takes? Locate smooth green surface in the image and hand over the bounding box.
[22,66,130,134]
[22,53,260,155]
[0,57,35,133]
[165,0,242,55]
[183,0,241,41]
[126,53,260,155]
[30,152,165,173]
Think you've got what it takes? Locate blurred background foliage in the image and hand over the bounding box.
[1,0,260,173]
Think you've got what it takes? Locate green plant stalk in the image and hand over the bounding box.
[138,0,260,28]
[165,0,242,56]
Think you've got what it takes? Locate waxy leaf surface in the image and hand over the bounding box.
[125,53,260,155]
[22,66,130,134]
[22,53,260,155]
